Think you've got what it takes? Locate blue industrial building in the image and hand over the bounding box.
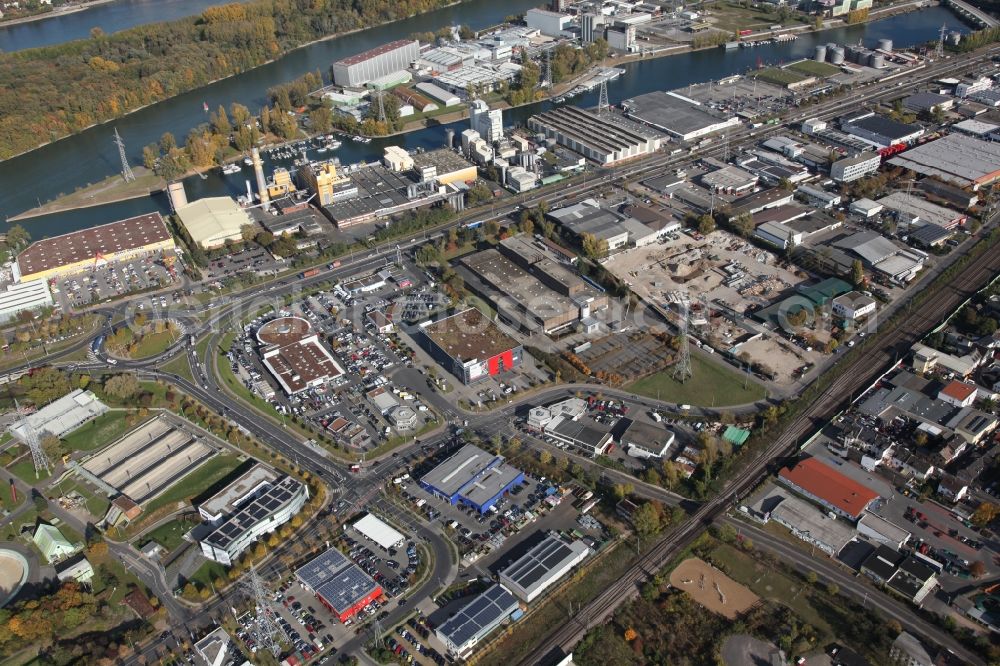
[419,444,524,514]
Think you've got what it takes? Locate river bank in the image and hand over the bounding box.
[0,0,115,28]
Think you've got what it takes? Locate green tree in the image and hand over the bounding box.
[5,224,31,251]
[698,214,716,236]
[632,502,661,537]
[142,143,159,170]
[103,373,141,400]
[851,259,865,288]
[210,105,231,135]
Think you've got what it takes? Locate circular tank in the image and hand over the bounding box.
[844,45,859,63]
[868,53,885,69]
[877,38,893,52]
[829,47,845,64]
[827,42,838,50]
[814,45,827,62]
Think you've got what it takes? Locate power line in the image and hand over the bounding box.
[11,400,51,478]
[241,565,284,657]
[113,128,135,183]
[671,298,692,383]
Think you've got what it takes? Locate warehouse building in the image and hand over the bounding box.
[778,457,879,521]
[419,443,524,513]
[622,90,741,141]
[497,533,590,602]
[620,418,675,459]
[10,389,107,442]
[15,213,175,283]
[840,114,924,148]
[353,513,404,550]
[418,308,522,384]
[332,39,420,87]
[435,584,520,658]
[876,192,967,229]
[200,475,308,565]
[197,463,278,525]
[527,106,661,165]
[888,133,1000,190]
[415,82,461,108]
[0,279,53,324]
[176,197,254,250]
[296,547,382,622]
[748,490,856,556]
[857,512,911,549]
[256,316,344,395]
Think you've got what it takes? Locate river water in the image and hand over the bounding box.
[0,4,966,237]
[0,0,254,52]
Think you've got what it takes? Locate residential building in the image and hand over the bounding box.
[938,379,977,408]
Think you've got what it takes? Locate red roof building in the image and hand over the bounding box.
[937,379,977,408]
[778,457,879,521]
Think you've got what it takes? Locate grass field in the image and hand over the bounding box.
[55,478,110,517]
[0,506,39,541]
[127,327,180,359]
[9,457,50,484]
[159,353,195,385]
[708,541,831,636]
[139,516,198,553]
[143,454,242,516]
[787,59,841,77]
[625,354,765,406]
[753,67,808,86]
[62,410,141,453]
[189,559,229,590]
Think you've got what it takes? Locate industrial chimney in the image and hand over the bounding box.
[251,146,269,205]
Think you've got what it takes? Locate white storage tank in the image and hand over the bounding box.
[815,45,828,62]
[829,47,845,64]
[877,38,893,52]
[868,53,885,69]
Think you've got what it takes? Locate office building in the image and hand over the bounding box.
[830,151,881,182]
[200,476,308,566]
[831,291,877,321]
[15,213,175,282]
[620,419,675,459]
[332,40,419,87]
[197,464,279,525]
[0,279,53,324]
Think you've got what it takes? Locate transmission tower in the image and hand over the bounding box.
[241,566,283,657]
[541,48,552,88]
[935,23,947,59]
[10,401,51,478]
[597,77,609,115]
[372,616,386,649]
[671,298,693,383]
[113,128,135,183]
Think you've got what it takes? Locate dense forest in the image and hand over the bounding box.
[0,0,467,160]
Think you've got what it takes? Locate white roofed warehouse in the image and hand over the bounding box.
[353,513,404,550]
[175,197,254,250]
[497,532,590,602]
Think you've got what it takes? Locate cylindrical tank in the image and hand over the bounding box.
[827,42,838,50]
[844,45,859,63]
[868,53,885,69]
[829,47,845,64]
[814,45,828,62]
[948,31,962,45]
[877,38,893,52]
[445,128,455,149]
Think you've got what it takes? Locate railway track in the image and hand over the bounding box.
[517,229,1000,666]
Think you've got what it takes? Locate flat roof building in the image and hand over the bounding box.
[10,389,108,442]
[544,415,614,457]
[527,106,661,165]
[888,133,1000,190]
[877,192,966,229]
[418,308,521,384]
[353,513,404,550]
[620,418,675,459]
[435,584,520,658]
[176,197,254,250]
[857,512,911,549]
[622,90,741,141]
[197,463,278,525]
[332,39,419,87]
[419,443,524,513]
[15,213,174,282]
[778,457,879,520]
[296,547,382,622]
[841,114,924,148]
[0,279,53,324]
[256,316,344,395]
[200,476,308,566]
[765,491,857,556]
[411,148,477,186]
[497,533,590,602]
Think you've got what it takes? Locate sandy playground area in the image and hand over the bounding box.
[669,557,759,619]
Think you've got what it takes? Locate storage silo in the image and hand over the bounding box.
[829,47,845,64]
[844,45,860,63]
[877,38,893,52]
[868,53,885,69]
[827,42,838,50]
[814,45,828,62]
[445,128,455,149]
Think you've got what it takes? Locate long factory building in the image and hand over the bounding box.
[527,106,661,165]
[332,39,420,87]
[15,213,175,283]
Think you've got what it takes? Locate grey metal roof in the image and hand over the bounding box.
[421,444,497,498]
[888,134,1000,187]
[498,535,589,598]
[459,462,522,507]
[437,584,518,650]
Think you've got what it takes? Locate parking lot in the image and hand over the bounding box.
[55,255,178,308]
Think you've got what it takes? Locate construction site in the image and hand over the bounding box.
[603,228,824,383]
